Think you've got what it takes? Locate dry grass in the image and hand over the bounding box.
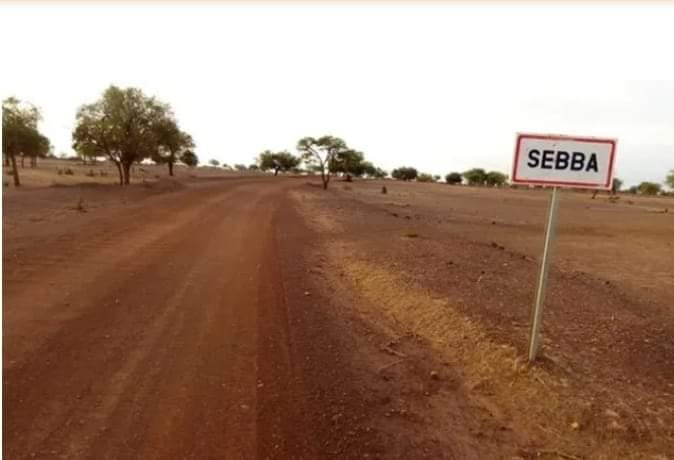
[293,188,673,459]
[327,243,671,458]
[2,159,258,189]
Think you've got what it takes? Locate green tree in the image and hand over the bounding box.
[209,159,220,167]
[665,170,674,189]
[638,181,661,195]
[391,167,418,181]
[180,150,198,167]
[234,164,247,171]
[2,97,48,186]
[25,132,50,168]
[417,173,434,183]
[72,85,168,185]
[445,172,462,184]
[258,150,300,176]
[463,168,487,186]
[330,149,366,181]
[152,113,194,176]
[297,136,351,190]
[360,161,376,177]
[611,177,623,194]
[372,167,387,179]
[485,171,507,187]
[248,164,259,171]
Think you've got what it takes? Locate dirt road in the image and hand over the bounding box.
[3,178,331,459]
[4,177,673,459]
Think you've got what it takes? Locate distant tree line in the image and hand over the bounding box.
[4,89,674,193]
[256,136,386,189]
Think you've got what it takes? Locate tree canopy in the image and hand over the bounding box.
[391,167,418,181]
[258,150,300,176]
[152,113,194,176]
[445,172,462,184]
[180,150,198,167]
[638,181,661,195]
[72,85,172,185]
[485,171,508,187]
[329,149,370,180]
[2,97,49,186]
[462,168,487,186]
[417,173,434,183]
[297,136,351,189]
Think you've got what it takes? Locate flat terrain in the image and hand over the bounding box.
[3,174,673,459]
[2,158,247,189]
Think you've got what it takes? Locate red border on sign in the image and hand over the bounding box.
[511,133,617,189]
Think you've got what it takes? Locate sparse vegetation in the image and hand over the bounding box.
[180,150,198,167]
[297,136,354,190]
[72,85,189,186]
[462,168,487,186]
[638,181,662,195]
[485,171,507,187]
[258,150,300,176]
[391,167,418,181]
[445,172,462,185]
[2,97,51,186]
[151,113,195,177]
[416,173,434,183]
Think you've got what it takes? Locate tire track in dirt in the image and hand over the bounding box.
[2,179,312,459]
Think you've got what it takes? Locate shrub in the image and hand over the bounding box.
[417,173,435,183]
[391,167,418,181]
[445,172,462,184]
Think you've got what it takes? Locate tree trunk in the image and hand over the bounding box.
[114,161,123,185]
[168,161,174,176]
[322,171,330,190]
[10,154,20,187]
[20,155,25,168]
[123,162,132,185]
[4,155,9,167]
[31,156,37,168]
[274,168,279,176]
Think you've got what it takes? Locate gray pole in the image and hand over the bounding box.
[528,186,560,362]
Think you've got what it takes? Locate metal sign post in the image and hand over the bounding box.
[528,186,560,362]
[511,133,616,363]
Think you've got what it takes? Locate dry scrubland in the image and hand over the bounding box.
[292,179,673,458]
[3,171,673,459]
[1,158,251,189]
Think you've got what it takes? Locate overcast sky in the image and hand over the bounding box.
[1,2,673,186]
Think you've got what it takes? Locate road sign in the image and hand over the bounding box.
[512,133,617,189]
[512,133,618,362]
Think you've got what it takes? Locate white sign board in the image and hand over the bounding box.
[512,133,617,189]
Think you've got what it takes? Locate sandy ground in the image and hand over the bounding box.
[290,179,673,459]
[2,158,251,189]
[3,176,673,459]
